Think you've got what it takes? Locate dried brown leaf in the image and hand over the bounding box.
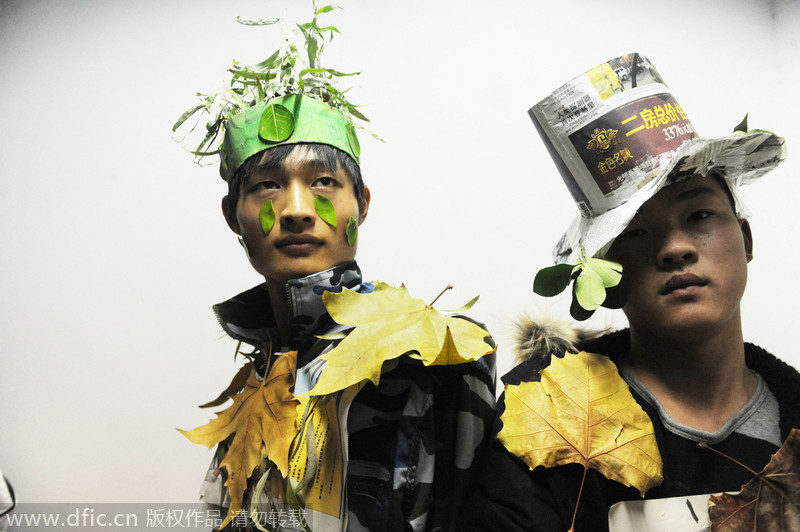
[709,429,800,531]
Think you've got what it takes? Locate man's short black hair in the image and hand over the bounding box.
[226,143,365,215]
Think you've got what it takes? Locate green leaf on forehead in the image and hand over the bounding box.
[346,216,358,247]
[533,264,575,297]
[258,103,295,142]
[315,195,337,227]
[259,200,276,235]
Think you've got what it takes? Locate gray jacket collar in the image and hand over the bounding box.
[212,261,364,353]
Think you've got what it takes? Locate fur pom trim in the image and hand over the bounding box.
[513,314,607,365]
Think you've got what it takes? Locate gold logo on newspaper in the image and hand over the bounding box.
[586,127,619,155]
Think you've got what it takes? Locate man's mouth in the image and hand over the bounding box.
[275,235,324,248]
[660,273,708,295]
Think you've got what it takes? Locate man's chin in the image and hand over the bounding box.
[631,309,730,342]
[260,261,339,284]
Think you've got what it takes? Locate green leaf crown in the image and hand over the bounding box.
[173,3,379,181]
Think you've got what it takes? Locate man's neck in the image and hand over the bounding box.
[626,312,757,432]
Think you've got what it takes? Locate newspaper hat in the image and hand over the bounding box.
[174,10,372,182]
[530,52,787,265]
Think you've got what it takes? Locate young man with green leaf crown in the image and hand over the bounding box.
[462,53,800,531]
[175,6,496,532]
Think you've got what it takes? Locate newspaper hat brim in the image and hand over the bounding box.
[529,53,787,265]
[553,131,787,263]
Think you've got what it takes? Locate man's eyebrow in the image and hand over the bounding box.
[301,158,337,172]
[246,156,337,187]
[254,159,284,176]
[255,158,335,174]
[674,185,718,202]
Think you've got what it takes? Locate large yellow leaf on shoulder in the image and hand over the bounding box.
[179,351,300,526]
[307,282,495,396]
[499,351,662,497]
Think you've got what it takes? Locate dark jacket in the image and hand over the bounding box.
[460,329,800,532]
[200,262,497,532]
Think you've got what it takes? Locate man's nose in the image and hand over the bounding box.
[656,229,698,268]
[280,182,315,227]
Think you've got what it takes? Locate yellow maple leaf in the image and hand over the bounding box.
[307,282,495,396]
[498,351,662,530]
[179,351,301,527]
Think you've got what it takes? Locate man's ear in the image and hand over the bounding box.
[740,219,754,262]
[221,196,241,235]
[358,187,371,224]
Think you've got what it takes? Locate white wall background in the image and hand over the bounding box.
[1,0,797,504]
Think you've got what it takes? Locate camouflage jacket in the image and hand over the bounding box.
[201,261,497,532]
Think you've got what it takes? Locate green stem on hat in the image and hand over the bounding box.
[345,216,358,247]
[259,200,276,234]
[314,195,337,227]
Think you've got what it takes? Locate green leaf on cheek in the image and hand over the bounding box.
[315,195,337,227]
[346,216,358,247]
[259,200,276,235]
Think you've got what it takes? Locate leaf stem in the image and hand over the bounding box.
[697,442,760,477]
[569,466,589,532]
[428,285,453,307]
[698,442,792,499]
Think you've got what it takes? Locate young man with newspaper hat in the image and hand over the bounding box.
[463,53,797,531]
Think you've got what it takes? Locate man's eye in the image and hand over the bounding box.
[688,210,714,222]
[617,228,647,241]
[313,176,337,187]
[252,180,279,191]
